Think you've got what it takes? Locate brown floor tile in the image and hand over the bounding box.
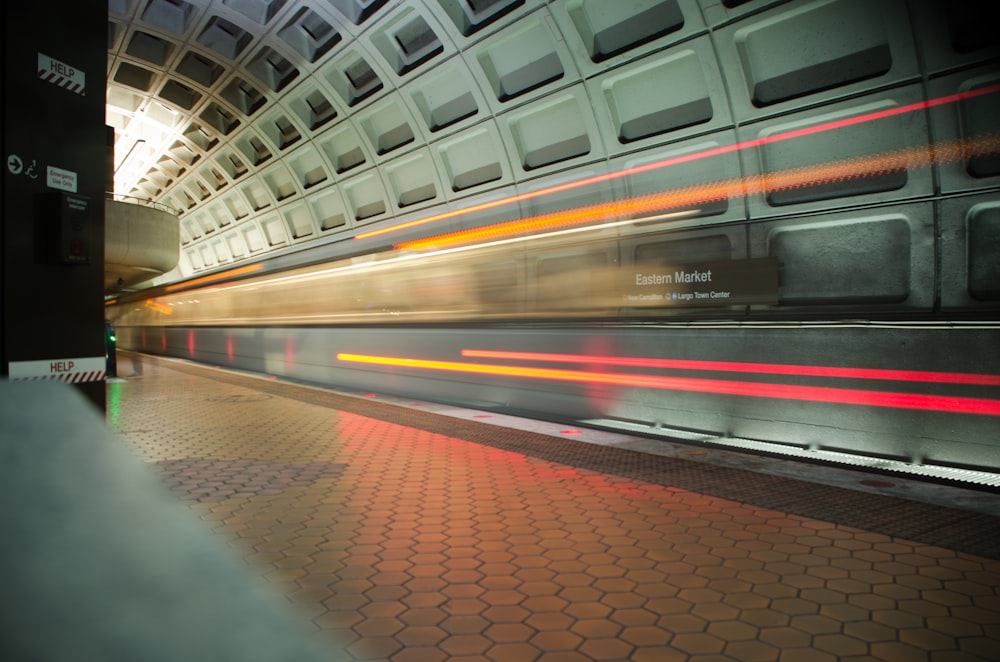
[485,642,541,662]
[480,604,531,623]
[530,629,585,651]
[958,636,1000,658]
[869,640,933,661]
[107,357,1000,661]
[899,627,959,652]
[619,625,672,647]
[576,637,635,660]
[723,639,780,662]
[668,632,725,655]
[438,634,492,656]
[779,648,840,662]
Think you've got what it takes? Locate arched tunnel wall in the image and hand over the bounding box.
[106,0,1000,319]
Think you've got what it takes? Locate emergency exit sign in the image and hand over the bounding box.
[38,53,86,96]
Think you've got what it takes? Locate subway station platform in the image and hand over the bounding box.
[104,351,1000,662]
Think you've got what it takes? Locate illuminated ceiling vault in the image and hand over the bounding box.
[106,0,999,289]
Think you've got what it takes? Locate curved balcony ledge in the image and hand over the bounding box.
[106,196,180,293]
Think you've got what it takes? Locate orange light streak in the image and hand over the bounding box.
[396,133,1000,251]
[355,84,1000,243]
[336,353,1000,416]
[164,264,263,292]
[144,299,173,315]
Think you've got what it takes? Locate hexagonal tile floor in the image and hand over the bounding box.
[107,354,1000,661]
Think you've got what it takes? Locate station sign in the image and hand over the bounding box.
[623,257,780,307]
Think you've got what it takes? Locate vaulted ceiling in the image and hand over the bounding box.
[110,0,635,285]
[106,0,999,290]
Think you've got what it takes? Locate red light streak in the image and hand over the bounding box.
[356,85,1000,243]
[336,353,1000,416]
[460,349,1000,386]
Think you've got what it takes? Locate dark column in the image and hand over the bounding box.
[2,2,108,410]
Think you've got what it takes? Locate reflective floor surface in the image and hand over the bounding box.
[107,352,1000,661]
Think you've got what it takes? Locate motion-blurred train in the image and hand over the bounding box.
[104,0,1000,480]
[106,120,1000,479]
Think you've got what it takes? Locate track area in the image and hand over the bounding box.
[113,323,1000,479]
[108,352,1000,661]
